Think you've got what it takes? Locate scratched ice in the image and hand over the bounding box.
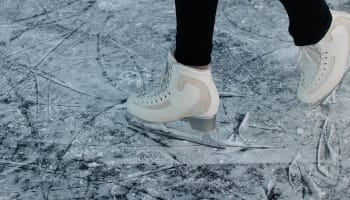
[0,0,350,199]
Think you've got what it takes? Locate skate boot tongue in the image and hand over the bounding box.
[298,45,323,88]
[157,62,173,94]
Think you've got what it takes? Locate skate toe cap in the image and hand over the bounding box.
[126,94,147,118]
[126,94,138,111]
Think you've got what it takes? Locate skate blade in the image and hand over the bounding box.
[125,113,225,149]
[183,115,217,133]
[126,112,217,133]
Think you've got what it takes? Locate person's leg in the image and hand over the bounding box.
[280,0,350,104]
[127,0,220,132]
[174,0,218,68]
[280,0,332,46]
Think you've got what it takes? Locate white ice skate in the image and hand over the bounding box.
[127,50,219,132]
[297,10,350,104]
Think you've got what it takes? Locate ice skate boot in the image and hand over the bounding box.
[127,51,219,132]
[297,10,350,104]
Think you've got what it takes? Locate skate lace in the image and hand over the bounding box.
[137,62,173,104]
[299,44,329,88]
[157,62,173,94]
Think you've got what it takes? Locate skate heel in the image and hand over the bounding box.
[185,115,217,133]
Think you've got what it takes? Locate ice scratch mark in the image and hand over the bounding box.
[322,89,338,105]
[288,158,326,200]
[238,112,249,140]
[96,33,119,89]
[9,27,35,42]
[0,158,37,176]
[123,114,183,163]
[46,80,51,118]
[13,11,47,23]
[20,63,96,97]
[264,178,279,200]
[38,1,52,21]
[219,91,261,99]
[126,124,183,163]
[288,152,301,193]
[5,33,72,59]
[82,103,117,127]
[124,165,182,180]
[317,119,340,180]
[17,37,40,117]
[48,60,89,74]
[32,23,85,69]
[141,119,273,150]
[8,60,113,102]
[111,184,130,199]
[227,112,250,144]
[7,23,82,90]
[140,122,226,149]
[0,68,38,136]
[299,166,326,200]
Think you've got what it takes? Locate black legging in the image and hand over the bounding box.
[175,0,332,66]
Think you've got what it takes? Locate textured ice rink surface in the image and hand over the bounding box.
[1,0,350,199]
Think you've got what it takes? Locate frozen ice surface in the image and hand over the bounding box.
[1,0,350,199]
